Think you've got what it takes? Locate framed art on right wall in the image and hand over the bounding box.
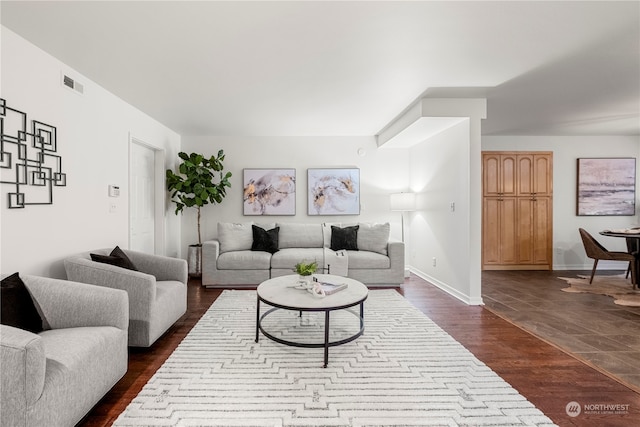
[577,157,636,216]
[307,168,360,215]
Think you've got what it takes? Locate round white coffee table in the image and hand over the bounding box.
[255,274,368,367]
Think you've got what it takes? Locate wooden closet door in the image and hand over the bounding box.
[482,196,517,266]
[533,155,552,196]
[516,197,534,264]
[532,196,552,265]
[482,151,552,270]
[483,153,516,197]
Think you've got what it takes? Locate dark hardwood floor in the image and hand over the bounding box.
[79,273,640,427]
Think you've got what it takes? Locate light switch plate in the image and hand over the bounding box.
[109,185,120,197]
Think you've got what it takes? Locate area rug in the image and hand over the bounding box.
[113,290,556,426]
[559,274,640,306]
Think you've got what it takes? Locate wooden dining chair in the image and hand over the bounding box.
[579,228,638,288]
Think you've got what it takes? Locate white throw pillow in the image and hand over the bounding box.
[357,222,390,255]
[217,222,254,253]
[322,222,341,248]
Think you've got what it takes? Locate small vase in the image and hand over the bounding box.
[298,274,312,288]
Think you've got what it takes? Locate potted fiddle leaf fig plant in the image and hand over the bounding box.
[166,150,232,277]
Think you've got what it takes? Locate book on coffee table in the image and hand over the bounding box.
[317,281,348,295]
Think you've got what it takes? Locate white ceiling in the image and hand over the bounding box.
[2,1,639,137]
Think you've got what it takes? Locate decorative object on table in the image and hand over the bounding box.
[294,260,317,286]
[559,274,640,307]
[308,168,360,215]
[243,168,296,215]
[0,98,67,208]
[166,151,232,277]
[577,157,636,216]
[312,276,348,295]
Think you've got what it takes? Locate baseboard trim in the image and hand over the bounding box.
[408,266,484,306]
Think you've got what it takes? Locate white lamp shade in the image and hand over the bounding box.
[390,192,416,211]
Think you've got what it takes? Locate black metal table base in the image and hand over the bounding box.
[255,298,365,368]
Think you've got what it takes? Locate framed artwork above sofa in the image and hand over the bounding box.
[243,168,296,215]
[308,168,360,215]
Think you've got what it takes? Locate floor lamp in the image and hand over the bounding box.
[390,192,416,277]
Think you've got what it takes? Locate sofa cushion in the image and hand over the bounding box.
[278,223,323,248]
[357,222,390,255]
[331,225,359,251]
[218,222,254,253]
[251,225,279,254]
[271,248,325,270]
[347,250,391,269]
[217,250,272,270]
[1,273,44,333]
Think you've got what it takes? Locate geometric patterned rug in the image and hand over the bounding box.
[559,274,640,307]
[113,290,557,426]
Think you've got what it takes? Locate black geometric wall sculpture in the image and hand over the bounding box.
[0,98,66,208]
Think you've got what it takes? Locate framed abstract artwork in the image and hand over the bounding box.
[308,168,360,215]
[577,158,636,216]
[243,168,296,215]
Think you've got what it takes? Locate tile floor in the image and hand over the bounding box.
[482,270,640,393]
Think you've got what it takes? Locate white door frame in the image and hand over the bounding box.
[129,134,166,255]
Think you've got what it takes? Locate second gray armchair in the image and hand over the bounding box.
[64,248,188,347]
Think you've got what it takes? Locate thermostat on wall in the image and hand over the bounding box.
[108,185,120,197]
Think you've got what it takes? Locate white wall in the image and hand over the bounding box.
[482,135,640,269]
[0,27,182,278]
[179,136,409,253]
[407,121,476,301]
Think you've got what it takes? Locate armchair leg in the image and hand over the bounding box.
[589,259,598,284]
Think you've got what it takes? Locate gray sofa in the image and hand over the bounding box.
[64,248,187,347]
[0,275,128,427]
[202,222,404,287]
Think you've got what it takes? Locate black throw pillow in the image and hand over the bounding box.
[90,246,138,271]
[251,225,280,254]
[90,253,129,269]
[331,225,359,251]
[1,272,44,333]
[110,246,138,270]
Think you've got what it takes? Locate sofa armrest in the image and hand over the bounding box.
[124,249,188,284]
[1,325,46,412]
[21,275,129,331]
[202,240,221,285]
[387,240,405,268]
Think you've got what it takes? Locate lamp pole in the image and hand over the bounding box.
[390,192,416,278]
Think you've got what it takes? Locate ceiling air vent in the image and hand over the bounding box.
[62,74,84,95]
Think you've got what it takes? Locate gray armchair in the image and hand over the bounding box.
[1,275,128,427]
[64,248,188,347]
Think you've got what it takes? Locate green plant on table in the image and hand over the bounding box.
[294,261,318,276]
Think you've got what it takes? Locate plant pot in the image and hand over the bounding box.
[298,274,312,288]
[188,245,202,278]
